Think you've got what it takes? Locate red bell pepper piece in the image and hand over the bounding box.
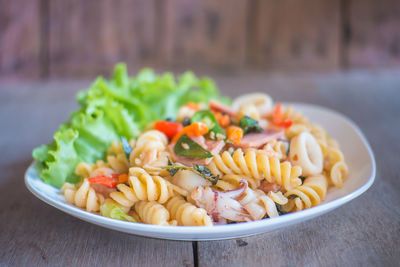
[272,102,293,129]
[154,121,183,139]
[88,174,120,188]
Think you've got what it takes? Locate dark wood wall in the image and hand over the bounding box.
[1,0,400,79]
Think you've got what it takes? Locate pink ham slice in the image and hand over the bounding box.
[168,136,225,167]
[209,99,235,116]
[258,180,281,194]
[235,130,284,149]
[90,183,117,197]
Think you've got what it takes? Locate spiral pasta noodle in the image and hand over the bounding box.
[214,174,260,191]
[282,174,328,212]
[282,105,309,126]
[74,160,111,178]
[61,179,104,212]
[109,167,184,209]
[208,149,302,190]
[330,161,348,188]
[262,140,288,160]
[285,124,308,139]
[130,130,169,167]
[106,140,134,173]
[321,142,348,188]
[308,124,329,150]
[165,196,213,226]
[238,188,281,219]
[134,201,172,225]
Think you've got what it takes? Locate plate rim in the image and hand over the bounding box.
[25,103,376,240]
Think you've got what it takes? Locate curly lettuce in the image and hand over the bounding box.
[32,63,229,188]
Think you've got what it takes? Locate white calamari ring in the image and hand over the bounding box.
[232,93,273,115]
[289,132,323,176]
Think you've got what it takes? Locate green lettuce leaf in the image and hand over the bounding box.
[32,63,228,188]
[100,200,137,222]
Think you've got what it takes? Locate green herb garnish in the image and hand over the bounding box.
[174,134,213,158]
[163,162,220,185]
[191,110,225,140]
[120,136,132,159]
[276,204,288,215]
[239,116,263,134]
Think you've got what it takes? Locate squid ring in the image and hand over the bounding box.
[289,132,323,176]
[232,93,273,115]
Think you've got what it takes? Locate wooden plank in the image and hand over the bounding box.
[158,0,248,72]
[0,81,194,267]
[0,0,41,79]
[347,0,400,67]
[248,0,341,71]
[49,0,157,77]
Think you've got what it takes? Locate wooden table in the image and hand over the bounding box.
[1,71,399,266]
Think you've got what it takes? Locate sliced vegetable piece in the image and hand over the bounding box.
[213,111,231,128]
[100,199,137,222]
[272,102,293,128]
[191,110,225,139]
[172,122,209,143]
[154,120,183,139]
[174,134,213,158]
[88,174,119,188]
[163,161,220,185]
[273,102,284,125]
[226,126,244,145]
[239,116,263,134]
[118,173,129,183]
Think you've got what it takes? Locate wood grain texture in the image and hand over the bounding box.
[347,0,400,68]
[249,0,341,71]
[49,0,157,78]
[0,71,400,266]
[0,0,41,79]
[158,0,248,72]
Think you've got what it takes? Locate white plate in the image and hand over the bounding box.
[25,103,376,241]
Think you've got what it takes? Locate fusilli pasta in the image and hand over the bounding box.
[134,200,172,225]
[208,149,302,190]
[282,174,328,212]
[109,167,181,209]
[130,130,169,167]
[61,179,104,212]
[165,196,213,226]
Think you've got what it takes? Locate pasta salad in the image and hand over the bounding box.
[33,64,348,226]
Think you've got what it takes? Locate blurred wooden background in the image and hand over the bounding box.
[1,0,400,79]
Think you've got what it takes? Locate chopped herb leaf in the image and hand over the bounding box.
[165,117,174,122]
[276,204,288,215]
[191,110,225,140]
[174,134,213,158]
[166,168,179,176]
[120,136,132,160]
[239,116,263,134]
[162,163,220,185]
